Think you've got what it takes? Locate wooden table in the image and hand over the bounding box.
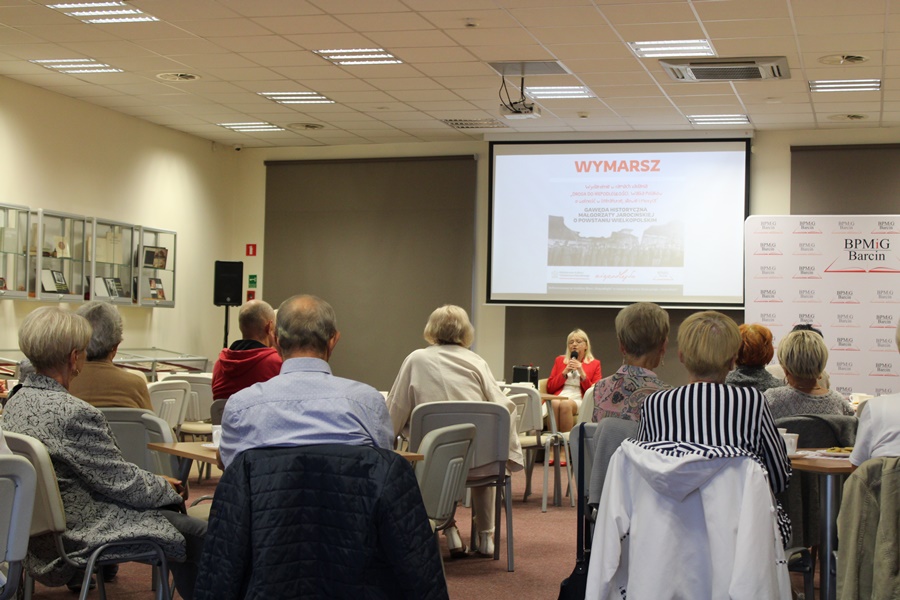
[790,450,854,600]
[148,442,424,483]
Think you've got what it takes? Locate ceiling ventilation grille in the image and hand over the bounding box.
[660,57,790,82]
[442,119,509,129]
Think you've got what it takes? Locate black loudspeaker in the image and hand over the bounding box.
[214,261,243,306]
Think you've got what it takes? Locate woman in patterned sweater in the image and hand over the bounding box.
[764,329,854,419]
[3,307,205,598]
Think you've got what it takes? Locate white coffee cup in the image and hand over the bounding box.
[782,433,799,455]
[777,428,787,436]
[211,425,222,447]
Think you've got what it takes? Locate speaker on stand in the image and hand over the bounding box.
[214,261,243,348]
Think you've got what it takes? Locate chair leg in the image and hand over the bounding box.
[493,483,501,562]
[22,572,34,600]
[523,449,535,501]
[542,439,553,512]
[563,438,575,507]
[505,478,514,572]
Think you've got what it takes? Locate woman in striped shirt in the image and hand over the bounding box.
[637,311,792,541]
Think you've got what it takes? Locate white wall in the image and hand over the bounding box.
[4,72,899,377]
[0,75,242,366]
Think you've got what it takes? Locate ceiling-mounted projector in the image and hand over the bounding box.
[500,102,541,119]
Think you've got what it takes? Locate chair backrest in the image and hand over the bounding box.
[3,432,67,537]
[0,454,35,562]
[503,384,543,434]
[414,424,476,525]
[210,399,227,426]
[147,380,191,432]
[569,422,598,495]
[776,414,858,448]
[588,417,639,506]
[163,373,214,422]
[0,453,35,600]
[590,442,791,598]
[100,407,155,465]
[578,383,597,425]
[408,402,511,472]
[100,408,178,477]
[141,413,180,478]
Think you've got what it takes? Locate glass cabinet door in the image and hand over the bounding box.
[33,209,88,302]
[136,227,176,307]
[0,203,31,299]
[89,219,136,304]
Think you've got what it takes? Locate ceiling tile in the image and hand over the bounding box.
[170,18,273,38]
[335,11,434,31]
[250,15,351,35]
[598,2,697,25]
[612,22,707,42]
[694,0,791,21]
[366,29,458,48]
[207,35,301,53]
[508,7,609,28]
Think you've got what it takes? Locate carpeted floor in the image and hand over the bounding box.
[25,462,580,600]
[24,461,816,599]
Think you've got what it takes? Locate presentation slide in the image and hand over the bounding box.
[489,139,748,307]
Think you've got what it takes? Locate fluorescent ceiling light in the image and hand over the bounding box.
[48,2,125,8]
[314,48,402,66]
[687,114,750,125]
[47,2,159,23]
[525,86,594,99]
[628,39,715,58]
[218,122,285,132]
[809,79,881,92]
[30,58,122,74]
[259,92,335,105]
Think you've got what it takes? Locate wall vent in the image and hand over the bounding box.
[660,57,790,82]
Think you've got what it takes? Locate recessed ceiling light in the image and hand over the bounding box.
[259,92,335,105]
[30,58,123,74]
[809,79,881,92]
[47,1,159,23]
[314,48,402,66]
[218,122,285,132]
[525,86,594,99]
[286,122,326,131]
[828,114,869,121]
[628,39,715,58]
[687,114,750,125]
[818,54,869,66]
[156,72,200,82]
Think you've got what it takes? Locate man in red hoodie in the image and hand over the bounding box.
[212,300,282,399]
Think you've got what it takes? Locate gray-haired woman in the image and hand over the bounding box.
[3,306,205,598]
[68,300,152,409]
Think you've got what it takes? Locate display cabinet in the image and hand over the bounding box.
[89,219,136,304]
[33,209,88,302]
[116,348,208,381]
[135,226,176,307]
[0,203,31,299]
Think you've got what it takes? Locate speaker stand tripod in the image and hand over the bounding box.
[222,305,230,348]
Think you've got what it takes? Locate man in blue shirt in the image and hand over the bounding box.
[219,294,393,468]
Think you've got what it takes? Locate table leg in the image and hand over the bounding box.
[177,457,194,489]
[818,473,840,600]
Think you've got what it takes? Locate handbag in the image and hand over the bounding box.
[558,422,590,600]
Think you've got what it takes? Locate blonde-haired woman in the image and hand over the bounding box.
[764,329,853,419]
[547,329,602,435]
[386,305,524,558]
[638,310,791,544]
[589,302,670,424]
